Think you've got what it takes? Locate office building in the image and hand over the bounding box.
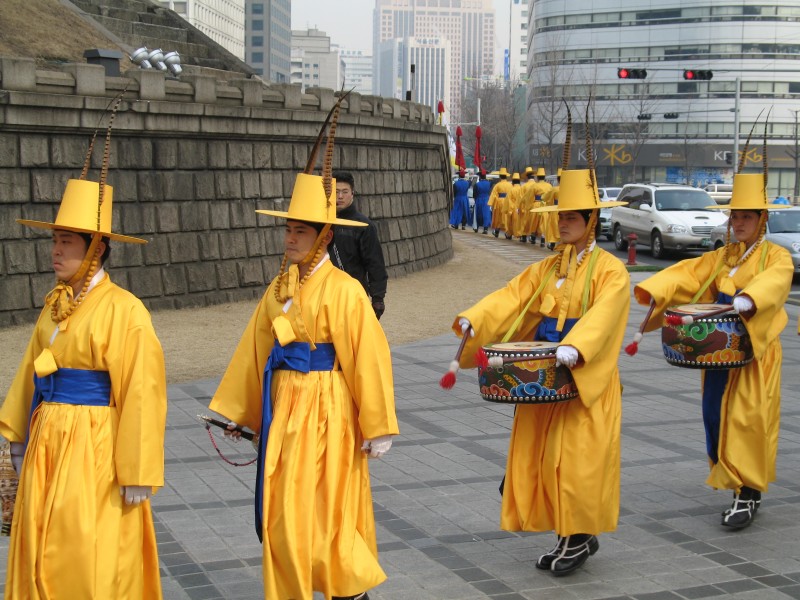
[156,0,246,60]
[245,0,291,82]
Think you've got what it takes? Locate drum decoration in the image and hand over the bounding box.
[662,303,753,369]
[479,341,578,404]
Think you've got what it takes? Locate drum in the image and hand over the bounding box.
[479,341,578,404]
[662,303,753,369]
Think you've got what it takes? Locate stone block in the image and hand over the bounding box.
[216,261,239,289]
[387,220,401,241]
[180,200,209,231]
[241,172,260,199]
[274,83,302,110]
[168,232,200,263]
[214,172,242,200]
[109,238,144,268]
[194,171,216,200]
[346,92,362,114]
[5,105,79,130]
[182,74,216,104]
[230,199,258,228]
[63,63,106,96]
[231,79,263,107]
[264,226,283,254]
[20,135,50,168]
[129,70,166,101]
[126,266,163,298]
[50,137,88,169]
[153,139,178,169]
[5,240,36,273]
[138,171,163,202]
[238,259,265,286]
[185,262,217,292]
[162,265,188,296]
[259,171,283,198]
[209,201,230,229]
[31,171,66,203]
[116,138,153,169]
[1,57,36,91]
[177,139,208,169]
[0,169,30,204]
[143,235,169,265]
[31,273,53,308]
[143,113,201,134]
[219,230,248,259]
[197,232,220,260]
[253,143,271,169]
[0,275,33,310]
[157,202,181,233]
[293,145,310,170]
[0,134,19,168]
[307,87,335,112]
[200,115,247,135]
[162,171,196,201]
[107,170,138,203]
[208,141,227,169]
[245,229,266,257]
[227,142,253,169]
[272,145,292,169]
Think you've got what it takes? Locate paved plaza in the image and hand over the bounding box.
[2,236,800,599]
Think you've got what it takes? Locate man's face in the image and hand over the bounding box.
[558,211,588,245]
[51,230,89,281]
[335,182,354,211]
[284,221,324,264]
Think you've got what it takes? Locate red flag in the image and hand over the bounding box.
[474,126,482,170]
[455,126,466,170]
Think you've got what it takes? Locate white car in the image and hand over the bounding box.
[611,183,727,259]
[598,187,622,240]
[709,207,800,273]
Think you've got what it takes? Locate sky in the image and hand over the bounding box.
[291,0,510,56]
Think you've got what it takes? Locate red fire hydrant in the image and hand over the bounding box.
[627,232,638,265]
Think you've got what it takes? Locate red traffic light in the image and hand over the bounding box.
[683,69,713,80]
[618,67,647,79]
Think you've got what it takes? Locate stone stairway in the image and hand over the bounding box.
[67,0,255,75]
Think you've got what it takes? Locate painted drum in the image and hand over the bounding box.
[479,341,578,404]
[662,303,753,369]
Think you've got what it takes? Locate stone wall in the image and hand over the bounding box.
[0,57,453,326]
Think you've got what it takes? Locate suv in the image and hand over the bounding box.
[611,183,727,258]
[704,183,733,204]
[598,187,622,240]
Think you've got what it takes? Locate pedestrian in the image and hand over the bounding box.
[330,170,389,320]
[450,132,630,575]
[474,169,493,234]
[505,172,523,240]
[531,167,553,246]
[450,168,471,230]
[0,136,167,597]
[489,167,513,237]
[516,166,536,242]
[632,146,793,529]
[209,99,399,600]
[541,169,562,250]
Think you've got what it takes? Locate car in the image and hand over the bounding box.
[708,206,800,273]
[598,187,623,240]
[610,183,727,259]
[704,183,733,205]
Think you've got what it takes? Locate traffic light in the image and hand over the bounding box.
[618,68,647,79]
[637,114,652,121]
[683,69,713,80]
[664,113,679,119]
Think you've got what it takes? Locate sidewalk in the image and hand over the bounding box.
[2,242,800,600]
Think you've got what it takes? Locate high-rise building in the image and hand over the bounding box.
[508,0,528,81]
[245,0,291,82]
[377,37,451,112]
[339,49,374,95]
[373,0,495,120]
[291,29,345,91]
[155,0,245,60]
[526,0,800,195]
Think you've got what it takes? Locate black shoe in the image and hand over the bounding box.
[547,243,555,251]
[473,228,478,233]
[450,224,458,230]
[333,593,369,600]
[540,240,545,247]
[548,534,599,577]
[482,228,489,234]
[519,236,527,243]
[493,229,499,238]
[461,225,466,230]
[535,536,565,570]
[505,234,512,240]
[722,487,761,529]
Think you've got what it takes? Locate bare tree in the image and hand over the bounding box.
[459,81,519,171]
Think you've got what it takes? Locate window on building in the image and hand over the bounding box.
[252,52,264,63]
[252,35,263,46]
[252,19,263,30]
[252,3,264,15]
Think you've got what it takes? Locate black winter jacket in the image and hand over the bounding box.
[330,203,388,301]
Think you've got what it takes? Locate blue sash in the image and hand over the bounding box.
[535,316,579,342]
[702,291,736,463]
[255,341,335,542]
[26,368,111,448]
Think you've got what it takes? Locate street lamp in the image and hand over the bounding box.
[792,109,800,200]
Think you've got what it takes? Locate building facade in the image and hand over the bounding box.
[377,37,451,112]
[508,0,528,81]
[373,0,495,121]
[339,49,374,95]
[156,0,246,59]
[526,0,800,198]
[244,0,290,82]
[291,29,344,91]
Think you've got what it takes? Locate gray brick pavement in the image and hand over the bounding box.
[1,237,799,599]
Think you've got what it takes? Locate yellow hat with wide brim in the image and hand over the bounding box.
[531,169,628,213]
[498,167,509,177]
[524,166,534,175]
[17,179,147,244]
[512,172,521,181]
[256,173,367,227]
[536,167,546,177]
[705,173,787,210]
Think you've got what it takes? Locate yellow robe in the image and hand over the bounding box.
[507,183,523,236]
[634,242,792,492]
[0,274,166,600]
[209,259,398,600]
[489,179,513,231]
[533,181,553,238]
[454,249,630,535]
[542,186,560,244]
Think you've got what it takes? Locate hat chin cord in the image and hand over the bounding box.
[47,233,102,323]
[273,224,331,303]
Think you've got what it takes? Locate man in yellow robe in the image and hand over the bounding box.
[0,178,167,599]
[541,169,561,249]
[489,167,513,238]
[452,169,630,576]
[209,169,399,600]
[633,173,792,529]
[532,168,553,247]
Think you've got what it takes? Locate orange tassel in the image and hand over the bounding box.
[475,347,489,369]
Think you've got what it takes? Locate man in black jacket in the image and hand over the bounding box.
[331,171,389,319]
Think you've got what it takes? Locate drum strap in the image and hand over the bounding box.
[691,243,769,303]
[501,264,557,343]
[580,246,601,316]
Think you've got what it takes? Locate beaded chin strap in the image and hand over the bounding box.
[46,89,127,325]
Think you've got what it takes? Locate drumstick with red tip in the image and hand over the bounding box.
[664,304,734,326]
[625,302,656,356]
[440,328,472,389]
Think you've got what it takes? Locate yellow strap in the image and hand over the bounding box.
[502,264,557,343]
[759,242,768,272]
[691,255,727,303]
[580,246,601,316]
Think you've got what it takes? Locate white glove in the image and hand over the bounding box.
[732,295,754,314]
[555,345,579,368]
[224,420,242,442]
[458,317,475,338]
[9,442,24,476]
[361,435,393,459]
[120,485,153,506]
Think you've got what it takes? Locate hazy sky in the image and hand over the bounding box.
[291,0,511,56]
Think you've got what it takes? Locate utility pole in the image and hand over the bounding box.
[733,77,740,170]
[793,108,800,200]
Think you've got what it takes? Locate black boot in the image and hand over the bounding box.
[540,239,545,247]
[333,593,369,600]
[482,228,489,234]
[493,229,499,237]
[547,534,599,576]
[519,236,527,243]
[535,535,565,570]
[461,224,466,230]
[721,486,761,529]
